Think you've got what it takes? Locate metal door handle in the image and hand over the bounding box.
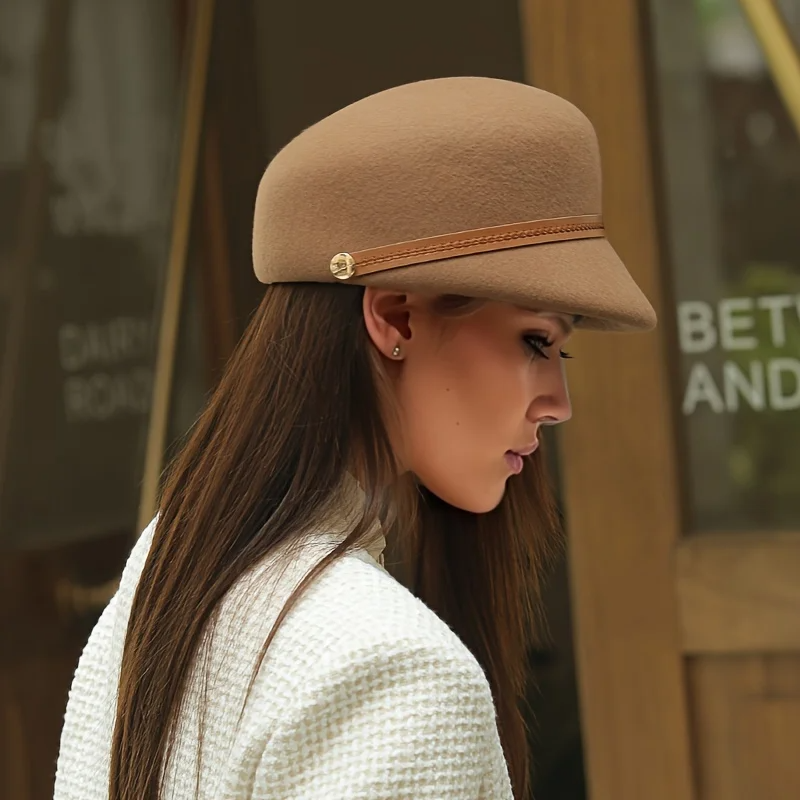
[54,576,119,618]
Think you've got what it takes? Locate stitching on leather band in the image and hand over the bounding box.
[359,219,603,268]
[329,215,605,280]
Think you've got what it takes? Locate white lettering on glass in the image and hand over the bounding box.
[723,361,766,412]
[683,362,725,414]
[757,295,794,347]
[678,294,800,415]
[63,368,153,422]
[718,297,758,351]
[677,301,717,354]
[768,359,800,411]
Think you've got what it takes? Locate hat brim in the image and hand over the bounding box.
[355,236,656,332]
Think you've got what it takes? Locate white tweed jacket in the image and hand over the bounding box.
[54,489,513,800]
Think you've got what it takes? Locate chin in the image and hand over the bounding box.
[457,500,503,514]
[423,481,507,515]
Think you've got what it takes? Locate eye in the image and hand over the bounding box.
[523,333,552,360]
[523,334,573,360]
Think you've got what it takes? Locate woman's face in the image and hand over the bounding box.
[363,291,574,513]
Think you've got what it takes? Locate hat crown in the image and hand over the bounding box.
[254,77,602,284]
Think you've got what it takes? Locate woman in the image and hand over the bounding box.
[54,77,655,800]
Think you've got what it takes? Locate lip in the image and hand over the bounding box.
[510,442,539,457]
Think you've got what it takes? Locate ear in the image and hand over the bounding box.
[362,288,414,359]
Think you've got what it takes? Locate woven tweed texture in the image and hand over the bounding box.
[54,517,513,799]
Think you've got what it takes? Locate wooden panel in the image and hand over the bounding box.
[689,656,800,800]
[677,532,800,653]
[736,698,800,797]
[519,2,696,799]
[688,657,761,800]
[0,532,131,800]
[0,650,84,800]
[766,654,800,694]
[0,672,29,800]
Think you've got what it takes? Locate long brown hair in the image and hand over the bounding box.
[109,282,561,800]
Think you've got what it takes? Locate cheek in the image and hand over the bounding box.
[395,336,528,512]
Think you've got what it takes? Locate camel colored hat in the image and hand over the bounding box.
[253,77,656,331]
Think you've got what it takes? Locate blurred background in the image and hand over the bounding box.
[0,0,799,798]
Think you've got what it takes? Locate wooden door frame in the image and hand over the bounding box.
[519,1,696,798]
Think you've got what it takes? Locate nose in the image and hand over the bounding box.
[526,358,572,426]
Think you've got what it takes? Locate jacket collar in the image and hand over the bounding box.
[313,473,386,564]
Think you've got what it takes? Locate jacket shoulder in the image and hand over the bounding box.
[295,553,476,660]
[238,550,489,708]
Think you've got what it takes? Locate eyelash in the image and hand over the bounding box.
[523,334,573,360]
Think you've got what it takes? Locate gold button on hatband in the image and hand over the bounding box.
[330,252,356,280]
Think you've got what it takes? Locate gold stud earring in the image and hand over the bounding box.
[391,345,401,358]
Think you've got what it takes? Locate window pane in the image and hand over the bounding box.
[648,0,800,531]
[0,0,184,548]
